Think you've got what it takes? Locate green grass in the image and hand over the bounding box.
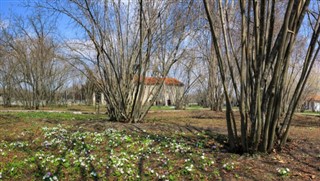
[296,110,320,116]
[0,105,97,112]
[150,105,206,111]
[0,112,106,121]
[186,105,205,110]
[150,106,175,110]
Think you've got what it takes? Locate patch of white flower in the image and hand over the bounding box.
[223,162,235,171]
[277,167,290,176]
[185,164,194,172]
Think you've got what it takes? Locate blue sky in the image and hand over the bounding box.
[0,0,27,18]
[0,0,80,39]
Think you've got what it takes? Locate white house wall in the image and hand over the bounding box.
[313,102,320,112]
[141,85,184,106]
[93,84,184,107]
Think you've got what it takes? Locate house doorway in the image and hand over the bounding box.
[167,99,171,106]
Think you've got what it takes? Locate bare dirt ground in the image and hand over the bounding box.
[145,111,320,180]
[0,110,319,180]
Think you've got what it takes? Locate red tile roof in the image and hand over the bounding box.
[310,95,320,102]
[142,77,184,86]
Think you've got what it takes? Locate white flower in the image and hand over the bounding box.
[149,169,154,173]
[223,164,227,168]
[80,162,86,167]
[186,164,194,172]
[90,171,97,177]
[119,169,124,174]
[277,167,290,176]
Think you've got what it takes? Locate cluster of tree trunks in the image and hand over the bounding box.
[204,0,320,153]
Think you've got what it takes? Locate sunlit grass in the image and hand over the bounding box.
[0,105,97,112]
[150,105,206,111]
[186,105,206,110]
[150,106,175,110]
[0,112,106,121]
[297,111,320,116]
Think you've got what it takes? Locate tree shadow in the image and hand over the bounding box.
[123,122,229,152]
[286,141,320,171]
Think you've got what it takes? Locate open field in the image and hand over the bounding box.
[0,110,319,180]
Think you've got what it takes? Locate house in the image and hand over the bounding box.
[305,95,320,112]
[93,77,184,107]
[142,77,184,106]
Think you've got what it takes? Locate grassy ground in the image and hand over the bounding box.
[0,112,105,121]
[0,105,98,113]
[150,105,206,111]
[1,104,207,112]
[297,110,320,116]
[0,110,319,180]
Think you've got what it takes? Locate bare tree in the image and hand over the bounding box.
[34,0,196,122]
[169,49,204,109]
[0,34,14,106]
[204,0,320,153]
[195,30,226,111]
[1,13,71,109]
